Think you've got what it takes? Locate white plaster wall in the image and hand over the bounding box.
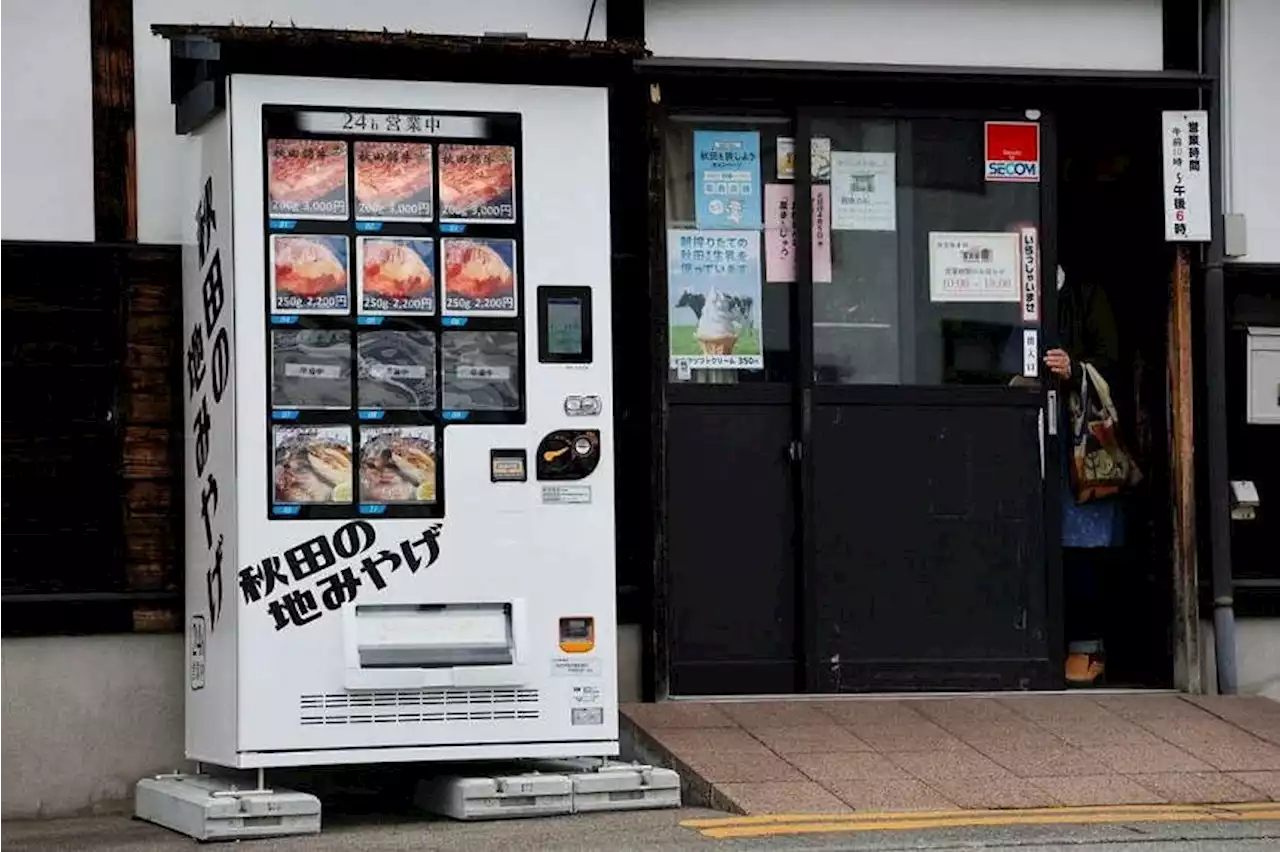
[618,623,644,705]
[1223,0,1280,263]
[1200,618,1280,700]
[133,0,608,244]
[0,635,187,819]
[0,0,96,242]
[645,0,1164,71]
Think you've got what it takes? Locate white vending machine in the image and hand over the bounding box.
[169,75,619,779]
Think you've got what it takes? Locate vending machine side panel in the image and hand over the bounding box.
[182,100,240,767]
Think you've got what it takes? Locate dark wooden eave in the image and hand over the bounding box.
[151,24,648,134]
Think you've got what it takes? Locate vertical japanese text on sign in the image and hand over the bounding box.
[189,175,235,630]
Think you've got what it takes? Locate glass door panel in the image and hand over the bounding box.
[907,118,1041,386]
[812,116,1044,386]
[663,115,794,385]
[660,113,803,695]
[811,117,900,384]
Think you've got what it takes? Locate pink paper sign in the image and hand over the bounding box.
[764,184,832,283]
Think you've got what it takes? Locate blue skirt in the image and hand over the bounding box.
[1059,435,1125,548]
[1062,481,1124,548]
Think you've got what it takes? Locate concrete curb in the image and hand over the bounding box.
[618,711,745,815]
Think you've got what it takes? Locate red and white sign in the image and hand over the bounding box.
[985,121,1040,183]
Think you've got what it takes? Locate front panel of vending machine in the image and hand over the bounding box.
[186,75,617,768]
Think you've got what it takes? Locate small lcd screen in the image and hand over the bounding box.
[537,286,592,364]
[546,298,584,356]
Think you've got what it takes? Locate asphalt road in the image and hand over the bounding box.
[4,809,1280,852]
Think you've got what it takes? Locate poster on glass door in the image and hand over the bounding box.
[694,131,762,229]
[763,184,832,283]
[831,152,896,231]
[668,229,764,371]
[776,136,832,180]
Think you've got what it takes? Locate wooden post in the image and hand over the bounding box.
[121,247,184,633]
[1169,245,1201,692]
[90,0,137,242]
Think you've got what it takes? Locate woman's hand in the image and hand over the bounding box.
[1044,348,1072,379]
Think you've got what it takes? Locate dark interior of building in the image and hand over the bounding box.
[1057,105,1177,688]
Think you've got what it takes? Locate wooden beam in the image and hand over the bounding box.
[120,246,184,632]
[1169,245,1201,692]
[90,0,137,241]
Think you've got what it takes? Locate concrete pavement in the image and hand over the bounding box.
[4,808,1280,851]
[9,810,711,852]
[8,693,1280,849]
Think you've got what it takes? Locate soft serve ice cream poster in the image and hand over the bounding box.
[668,229,764,371]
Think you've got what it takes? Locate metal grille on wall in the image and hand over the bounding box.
[1,241,183,635]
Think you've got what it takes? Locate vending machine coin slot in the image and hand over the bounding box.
[535,430,600,480]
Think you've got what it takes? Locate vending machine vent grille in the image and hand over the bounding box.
[298,688,540,726]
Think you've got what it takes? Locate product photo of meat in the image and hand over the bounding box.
[267,138,348,218]
[438,144,515,222]
[354,141,433,220]
[272,234,350,313]
[442,238,517,315]
[358,237,435,314]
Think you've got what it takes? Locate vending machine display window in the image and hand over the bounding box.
[271,329,353,410]
[440,330,522,411]
[262,106,525,520]
[272,425,355,507]
[356,329,437,410]
[357,425,439,506]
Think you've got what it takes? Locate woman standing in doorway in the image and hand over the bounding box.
[1045,262,1125,687]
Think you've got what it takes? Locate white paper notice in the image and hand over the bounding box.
[1161,110,1211,242]
[763,184,832,283]
[1019,226,1039,323]
[928,232,1020,303]
[831,152,896,231]
[1023,329,1040,378]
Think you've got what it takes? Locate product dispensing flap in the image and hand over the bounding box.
[353,603,513,668]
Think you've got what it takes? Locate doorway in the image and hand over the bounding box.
[661,108,1064,694]
[1056,106,1176,689]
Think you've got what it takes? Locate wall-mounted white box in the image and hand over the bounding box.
[1246,327,1280,425]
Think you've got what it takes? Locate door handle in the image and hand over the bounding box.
[1037,409,1045,480]
[788,440,804,462]
[1046,390,1058,436]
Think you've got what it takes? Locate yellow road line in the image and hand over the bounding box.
[681,801,1280,829]
[683,804,1280,840]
